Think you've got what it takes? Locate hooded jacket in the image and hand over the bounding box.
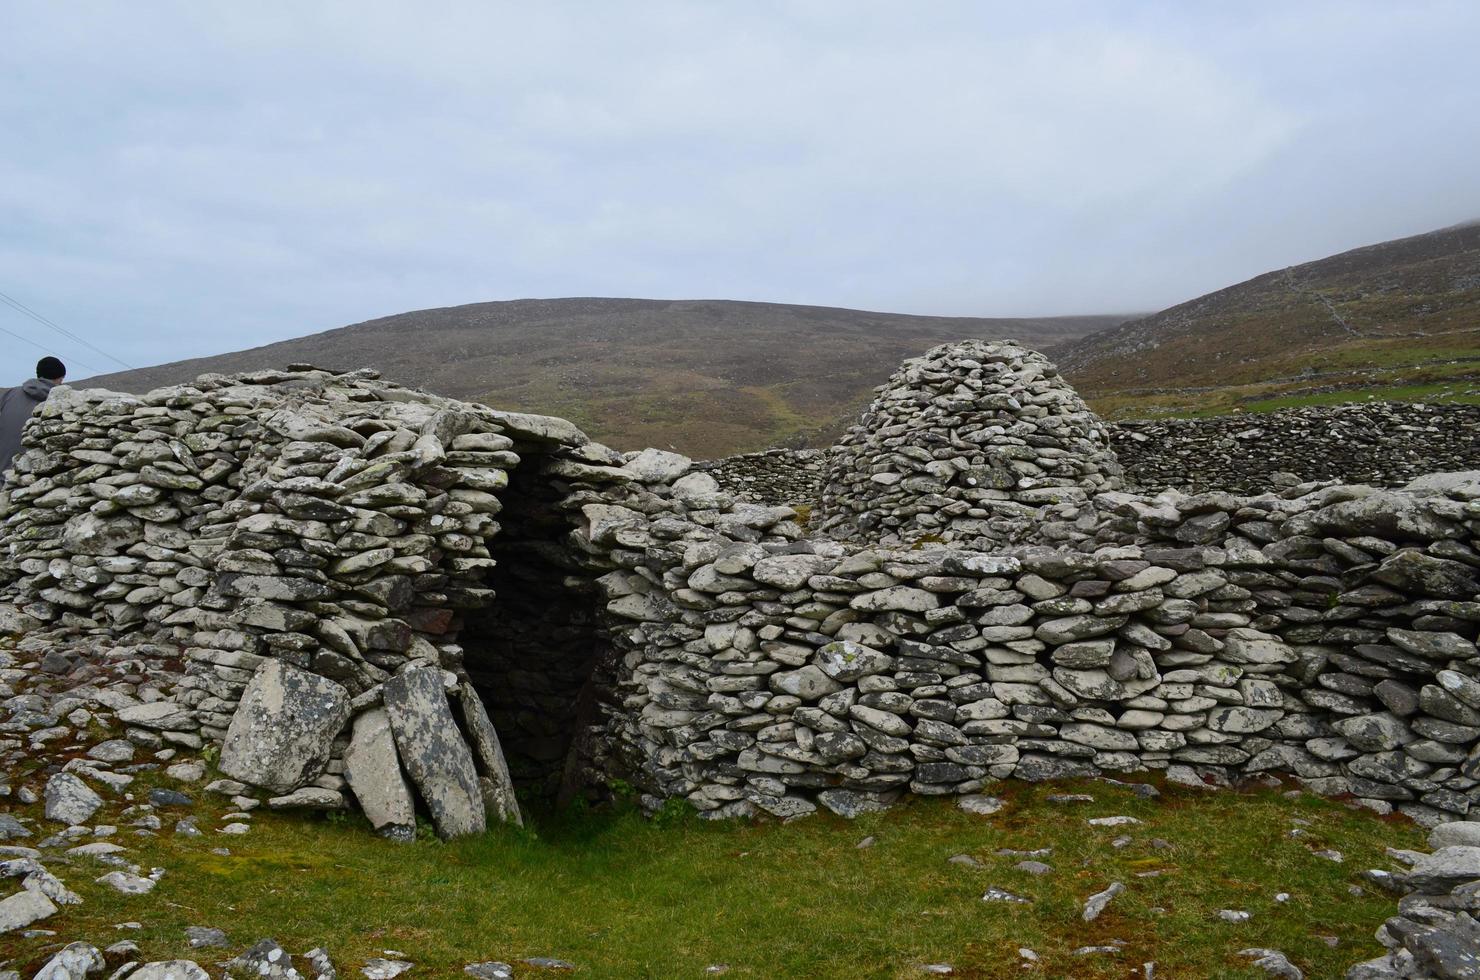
[0,378,56,485]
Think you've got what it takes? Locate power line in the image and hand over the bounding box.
[0,289,144,374]
[0,316,104,375]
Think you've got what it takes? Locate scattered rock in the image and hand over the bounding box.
[44,773,103,827]
[1082,882,1124,921]
[184,926,228,948]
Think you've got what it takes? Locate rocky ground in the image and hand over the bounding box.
[0,630,554,978]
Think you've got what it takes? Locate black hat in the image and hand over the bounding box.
[36,356,66,381]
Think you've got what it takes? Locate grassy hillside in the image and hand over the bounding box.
[85,299,1121,458]
[1057,222,1480,418]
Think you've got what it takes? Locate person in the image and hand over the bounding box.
[0,356,66,487]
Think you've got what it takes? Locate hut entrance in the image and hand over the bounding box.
[458,447,619,803]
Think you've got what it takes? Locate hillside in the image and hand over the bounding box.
[1057,221,1480,418]
[85,298,1121,457]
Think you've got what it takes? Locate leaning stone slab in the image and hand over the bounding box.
[0,603,40,637]
[384,666,487,838]
[33,942,104,979]
[454,680,522,827]
[1404,845,1480,894]
[219,661,351,794]
[344,706,417,837]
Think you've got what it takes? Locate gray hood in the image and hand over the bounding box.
[19,378,56,400]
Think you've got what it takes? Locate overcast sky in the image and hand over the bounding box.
[2,1,1478,382]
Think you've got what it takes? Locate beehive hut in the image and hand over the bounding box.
[816,339,1122,549]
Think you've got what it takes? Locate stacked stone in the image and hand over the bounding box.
[3,345,1480,842]
[696,449,831,505]
[562,470,1480,825]
[1348,819,1480,979]
[1114,403,1480,493]
[817,340,1122,550]
[0,368,544,838]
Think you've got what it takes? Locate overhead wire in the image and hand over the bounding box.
[0,316,105,376]
[0,288,144,375]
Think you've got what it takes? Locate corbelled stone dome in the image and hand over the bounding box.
[816,340,1122,548]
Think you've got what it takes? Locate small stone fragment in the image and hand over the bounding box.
[1082,882,1124,921]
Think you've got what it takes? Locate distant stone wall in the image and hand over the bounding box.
[695,449,828,505]
[1113,402,1480,492]
[700,402,1480,506]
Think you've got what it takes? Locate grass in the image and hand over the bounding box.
[0,769,1424,979]
[1237,380,1480,413]
[1090,360,1480,421]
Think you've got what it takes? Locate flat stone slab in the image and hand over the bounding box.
[219,660,351,795]
[116,701,196,731]
[454,680,522,827]
[128,962,211,980]
[344,707,416,835]
[0,886,57,933]
[384,666,486,839]
[44,772,103,826]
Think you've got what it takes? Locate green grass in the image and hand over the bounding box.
[0,771,1423,978]
[1092,365,1480,421]
[1237,380,1480,413]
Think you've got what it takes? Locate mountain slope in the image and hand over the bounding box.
[88,298,1122,457]
[1056,222,1480,416]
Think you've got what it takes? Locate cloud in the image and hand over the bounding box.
[0,1,1477,380]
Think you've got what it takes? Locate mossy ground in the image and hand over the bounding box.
[0,771,1424,978]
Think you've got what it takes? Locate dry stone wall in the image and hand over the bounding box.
[577,471,1480,825]
[701,403,1480,507]
[2,343,1479,843]
[1113,402,1480,493]
[695,448,828,504]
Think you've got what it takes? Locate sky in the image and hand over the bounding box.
[2,1,1479,382]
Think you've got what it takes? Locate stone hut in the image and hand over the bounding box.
[3,344,1479,839]
[816,339,1122,549]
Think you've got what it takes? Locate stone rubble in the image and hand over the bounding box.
[1347,819,1480,978]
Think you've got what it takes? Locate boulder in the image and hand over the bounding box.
[60,512,144,555]
[0,887,57,933]
[219,661,351,794]
[622,448,692,483]
[814,640,895,682]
